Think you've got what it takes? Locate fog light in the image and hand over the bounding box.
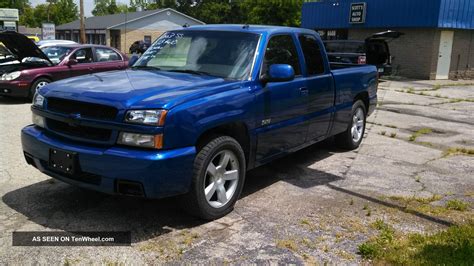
[32,113,45,128]
[117,132,163,149]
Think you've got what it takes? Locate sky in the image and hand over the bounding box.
[30,0,130,17]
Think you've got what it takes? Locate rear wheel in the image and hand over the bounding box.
[29,78,50,100]
[335,100,367,150]
[181,136,246,220]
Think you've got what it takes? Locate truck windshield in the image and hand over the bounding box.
[133,30,260,80]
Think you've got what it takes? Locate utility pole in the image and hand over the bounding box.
[79,0,86,44]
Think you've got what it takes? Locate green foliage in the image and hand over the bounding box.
[12,0,78,28]
[446,199,470,211]
[92,0,121,16]
[119,0,302,26]
[359,222,474,264]
[240,0,302,27]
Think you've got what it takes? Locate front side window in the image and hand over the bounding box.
[134,30,260,80]
[71,48,94,64]
[95,48,121,62]
[262,35,301,76]
[299,35,325,75]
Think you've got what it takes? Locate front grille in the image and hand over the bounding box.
[47,119,112,141]
[47,97,118,120]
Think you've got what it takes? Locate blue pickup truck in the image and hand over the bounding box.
[22,25,377,219]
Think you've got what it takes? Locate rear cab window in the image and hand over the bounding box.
[298,35,325,75]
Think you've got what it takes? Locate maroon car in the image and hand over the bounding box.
[0,31,128,99]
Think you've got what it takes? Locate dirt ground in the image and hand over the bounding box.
[0,79,473,264]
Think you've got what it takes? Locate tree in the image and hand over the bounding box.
[240,0,302,27]
[50,0,78,25]
[0,0,30,14]
[92,0,120,16]
[17,0,78,28]
[192,0,240,24]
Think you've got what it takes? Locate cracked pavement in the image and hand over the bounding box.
[0,80,473,264]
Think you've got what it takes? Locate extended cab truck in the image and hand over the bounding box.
[21,25,378,220]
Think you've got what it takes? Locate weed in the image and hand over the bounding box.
[414,176,421,182]
[349,198,354,205]
[363,204,369,210]
[359,223,474,264]
[380,131,386,136]
[409,128,432,141]
[443,147,474,157]
[276,239,298,252]
[390,132,397,138]
[446,199,469,211]
[300,219,311,226]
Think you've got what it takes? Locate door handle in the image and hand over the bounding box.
[299,87,309,96]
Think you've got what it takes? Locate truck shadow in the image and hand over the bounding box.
[2,140,342,243]
[2,139,453,244]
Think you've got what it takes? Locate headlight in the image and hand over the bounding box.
[117,132,163,149]
[1,71,21,81]
[33,93,45,107]
[32,113,45,128]
[124,110,167,126]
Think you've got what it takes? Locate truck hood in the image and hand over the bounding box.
[41,69,241,110]
[0,31,52,64]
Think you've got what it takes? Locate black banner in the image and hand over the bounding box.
[12,231,131,246]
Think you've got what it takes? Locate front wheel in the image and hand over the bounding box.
[181,136,246,220]
[29,78,50,100]
[335,100,367,150]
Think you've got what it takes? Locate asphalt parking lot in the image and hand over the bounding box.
[0,79,473,264]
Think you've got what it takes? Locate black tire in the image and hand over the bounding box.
[181,136,246,220]
[335,100,367,150]
[29,78,51,101]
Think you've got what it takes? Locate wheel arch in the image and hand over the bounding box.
[354,91,369,113]
[195,122,251,166]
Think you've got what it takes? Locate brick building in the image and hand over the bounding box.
[302,0,474,80]
[56,8,204,54]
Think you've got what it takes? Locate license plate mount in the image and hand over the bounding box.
[49,148,77,175]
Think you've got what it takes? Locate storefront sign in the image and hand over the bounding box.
[349,2,366,24]
[42,23,56,40]
[0,8,19,21]
[3,21,16,31]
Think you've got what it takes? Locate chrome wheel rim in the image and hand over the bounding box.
[204,149,239,208]
[351,107,365,142]
[35,81,49,91]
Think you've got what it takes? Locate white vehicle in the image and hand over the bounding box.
[37,40,77,49]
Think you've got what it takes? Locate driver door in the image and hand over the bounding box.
[255,34,309,162]
[67,48,95,77]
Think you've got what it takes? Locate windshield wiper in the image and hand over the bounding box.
[132,65,161,70]
[167,69,214,76]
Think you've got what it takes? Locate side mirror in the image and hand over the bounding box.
[262,64,295,84]
[128,55,139,67]
[66,58,78,66]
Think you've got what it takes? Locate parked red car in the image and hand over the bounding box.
[0,31,128,99]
